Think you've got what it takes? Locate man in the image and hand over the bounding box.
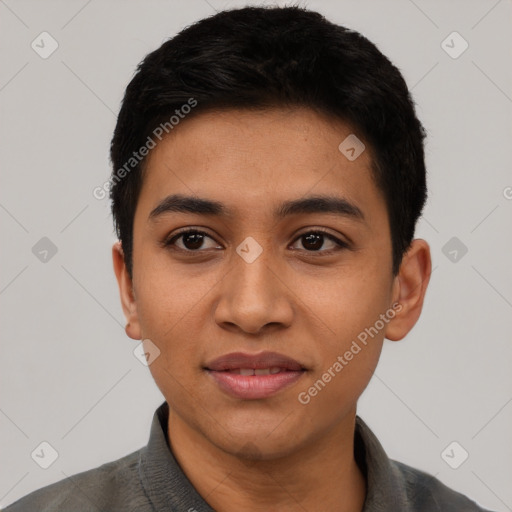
[4,5,494,511]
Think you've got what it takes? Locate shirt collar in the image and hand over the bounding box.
[138,401,411,511]
[355,415,412,511]
[138,401,214,511]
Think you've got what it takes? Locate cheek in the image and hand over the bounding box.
[297,343,382,426]
[293,265,391,403]
[135,273,209,409]
[132,268,209,370]
[296,262,392,345]
[134,239,217,334]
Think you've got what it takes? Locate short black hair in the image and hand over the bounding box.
[110,5,427,278]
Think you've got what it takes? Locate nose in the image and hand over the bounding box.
[213,242,294,336]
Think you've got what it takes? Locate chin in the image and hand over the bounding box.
[205,416,306,461]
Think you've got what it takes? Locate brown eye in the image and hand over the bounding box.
[291,230,348,253]
[165,229,221,251]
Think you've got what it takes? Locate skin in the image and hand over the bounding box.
[113,107,431,512]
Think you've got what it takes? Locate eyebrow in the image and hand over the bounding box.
[148,193,364,222]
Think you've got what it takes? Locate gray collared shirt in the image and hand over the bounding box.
[3,402,493,511]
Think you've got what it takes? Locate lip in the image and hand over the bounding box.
[205,351,306,400]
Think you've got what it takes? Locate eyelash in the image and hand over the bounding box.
[163,227,349,255]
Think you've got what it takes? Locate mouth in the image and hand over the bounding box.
[204,351,306,400]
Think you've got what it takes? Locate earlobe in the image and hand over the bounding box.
[385,239,432,342]
[112,241,142,340]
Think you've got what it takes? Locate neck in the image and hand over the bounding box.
[167,409,367,512]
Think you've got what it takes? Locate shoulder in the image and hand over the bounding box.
[391,459,495,512]
[2,448,148,512]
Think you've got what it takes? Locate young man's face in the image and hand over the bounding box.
[114,108,429,458]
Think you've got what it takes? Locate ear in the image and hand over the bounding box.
[385,239,431,341]
[112,241,142,340]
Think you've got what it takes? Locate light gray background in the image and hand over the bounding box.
[1,0,511,510]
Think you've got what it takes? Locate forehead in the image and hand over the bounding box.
[136,107,384,223]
